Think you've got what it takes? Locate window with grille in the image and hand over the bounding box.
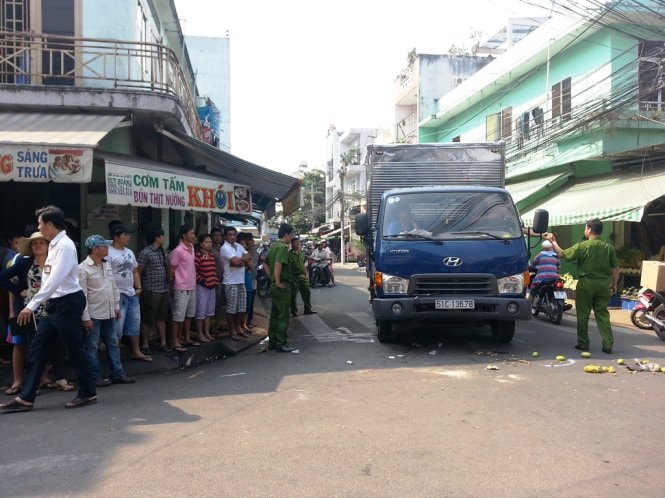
[551,77,572,121]
[638,41,665,112]
[485,106,512,141]
[0,0,30,83]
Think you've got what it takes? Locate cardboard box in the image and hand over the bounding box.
[640,260,665,290]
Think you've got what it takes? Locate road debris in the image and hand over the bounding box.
[485,365,500,370]
[346,360,354,365]
[626,359,661,372]
[583,364,616,373]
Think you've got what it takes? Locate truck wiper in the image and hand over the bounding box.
[448,231,505,240]
[389,232,442,244]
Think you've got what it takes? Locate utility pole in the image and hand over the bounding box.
[310,184,315,232]
[339,167,346,265]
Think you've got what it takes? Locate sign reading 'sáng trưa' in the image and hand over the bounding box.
[0,146,92,182]
[105,163,252,214]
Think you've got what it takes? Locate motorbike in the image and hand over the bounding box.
[256,264,271,297]
[308,258,330,288]
[630,287,665,340]
[530,278,569,324]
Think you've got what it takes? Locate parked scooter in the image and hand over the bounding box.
[256,264,271,297]
[530,278,569,324]
[630,287,665,340]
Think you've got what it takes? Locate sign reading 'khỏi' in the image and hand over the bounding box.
[105,163,252,214]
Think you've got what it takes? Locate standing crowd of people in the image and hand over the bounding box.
[0,206,266,413]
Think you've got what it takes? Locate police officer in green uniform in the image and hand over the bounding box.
[545,219,619,353]
[289,237,316,316]
[265,224,296,352]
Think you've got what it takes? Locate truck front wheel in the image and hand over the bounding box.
[376,320,394,343]
[490,320,515,343]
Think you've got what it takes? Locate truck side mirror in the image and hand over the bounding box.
[531,209,549,234]
[355,213,369,236]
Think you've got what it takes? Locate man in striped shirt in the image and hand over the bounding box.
[529,240,561,303]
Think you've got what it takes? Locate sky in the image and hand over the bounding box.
[173,0,549,176]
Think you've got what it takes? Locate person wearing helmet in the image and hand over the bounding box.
[528,239,561,304]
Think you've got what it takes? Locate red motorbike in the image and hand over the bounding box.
[630,287,665,341]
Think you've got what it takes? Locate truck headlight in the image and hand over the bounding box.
[497,273,525,294]
[380,273,409,294]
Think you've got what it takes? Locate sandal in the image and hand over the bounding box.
[0,398,33,412]
[55,380,75,392]
[65,396,97,409]
[4,385,22,396]
[39,382,57,390]
[182,341,201,347]
[173,346,187,353]
[132,355,153,363]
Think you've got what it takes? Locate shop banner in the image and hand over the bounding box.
[105,163,252,214]
[0,145,92,182]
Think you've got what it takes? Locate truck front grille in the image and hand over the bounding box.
[411,274,496,296]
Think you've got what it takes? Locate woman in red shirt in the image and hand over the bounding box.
[195,234,220,342]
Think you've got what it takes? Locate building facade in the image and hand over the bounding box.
[418,3,665,281]
[0,0,299,253]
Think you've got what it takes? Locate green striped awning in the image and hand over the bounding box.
[520,168,665,227]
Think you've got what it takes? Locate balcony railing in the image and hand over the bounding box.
[0,31,202,139]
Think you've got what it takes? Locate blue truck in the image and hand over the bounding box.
[355,142,547,343]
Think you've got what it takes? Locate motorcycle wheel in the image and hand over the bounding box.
[257,280,269,298]
[630,309,653,330]
[531,304,539,318]
[548,301,563,325]
[654,309,665,341]
[310,268,321,288]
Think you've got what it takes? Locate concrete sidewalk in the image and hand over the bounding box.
[565,299,635,329]
[0,298,269,389]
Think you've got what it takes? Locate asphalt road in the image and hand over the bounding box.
[1,265,664,497]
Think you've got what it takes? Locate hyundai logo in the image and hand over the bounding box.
[443,256,463,267]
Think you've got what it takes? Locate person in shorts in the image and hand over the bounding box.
[137,229,170,353]
[169,224,197,349]
[221,226,251,340]
[108,222,151,362]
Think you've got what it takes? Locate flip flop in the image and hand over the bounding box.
[132,355,153,363]
[65,396,97,409]
[0,398,33,413]
[4,385,22,396]
[55,381,75,392]
[173,346,187,353]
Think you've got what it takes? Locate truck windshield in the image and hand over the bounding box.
[382,191,522,240]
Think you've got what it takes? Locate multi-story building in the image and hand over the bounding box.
[394,53,493,144]
[186,35,231,153]
[323,124,389,261]
[418,3,665,280]
[0,0,299,252]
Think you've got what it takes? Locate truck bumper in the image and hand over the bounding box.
[372,296,531,322]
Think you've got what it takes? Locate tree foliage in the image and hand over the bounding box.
[280,170,327,234]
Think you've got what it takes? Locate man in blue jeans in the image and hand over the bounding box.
[1,205,97,412]
[79,235,135,387]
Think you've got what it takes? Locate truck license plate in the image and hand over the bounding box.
[553,291,567,299]
[435,299,474,309]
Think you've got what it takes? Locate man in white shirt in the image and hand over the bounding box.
[310,242,334,287]
[1,205,97,412]
[221,226,252,340]
[107,223,151,362]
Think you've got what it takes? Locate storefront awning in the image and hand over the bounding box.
[506,172,569,207]
[520,168,665,226]
[98,152,254,218]
[158,128,301,215]
[0,112,125,183]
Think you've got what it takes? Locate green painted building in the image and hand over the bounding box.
[418,4,665,282]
